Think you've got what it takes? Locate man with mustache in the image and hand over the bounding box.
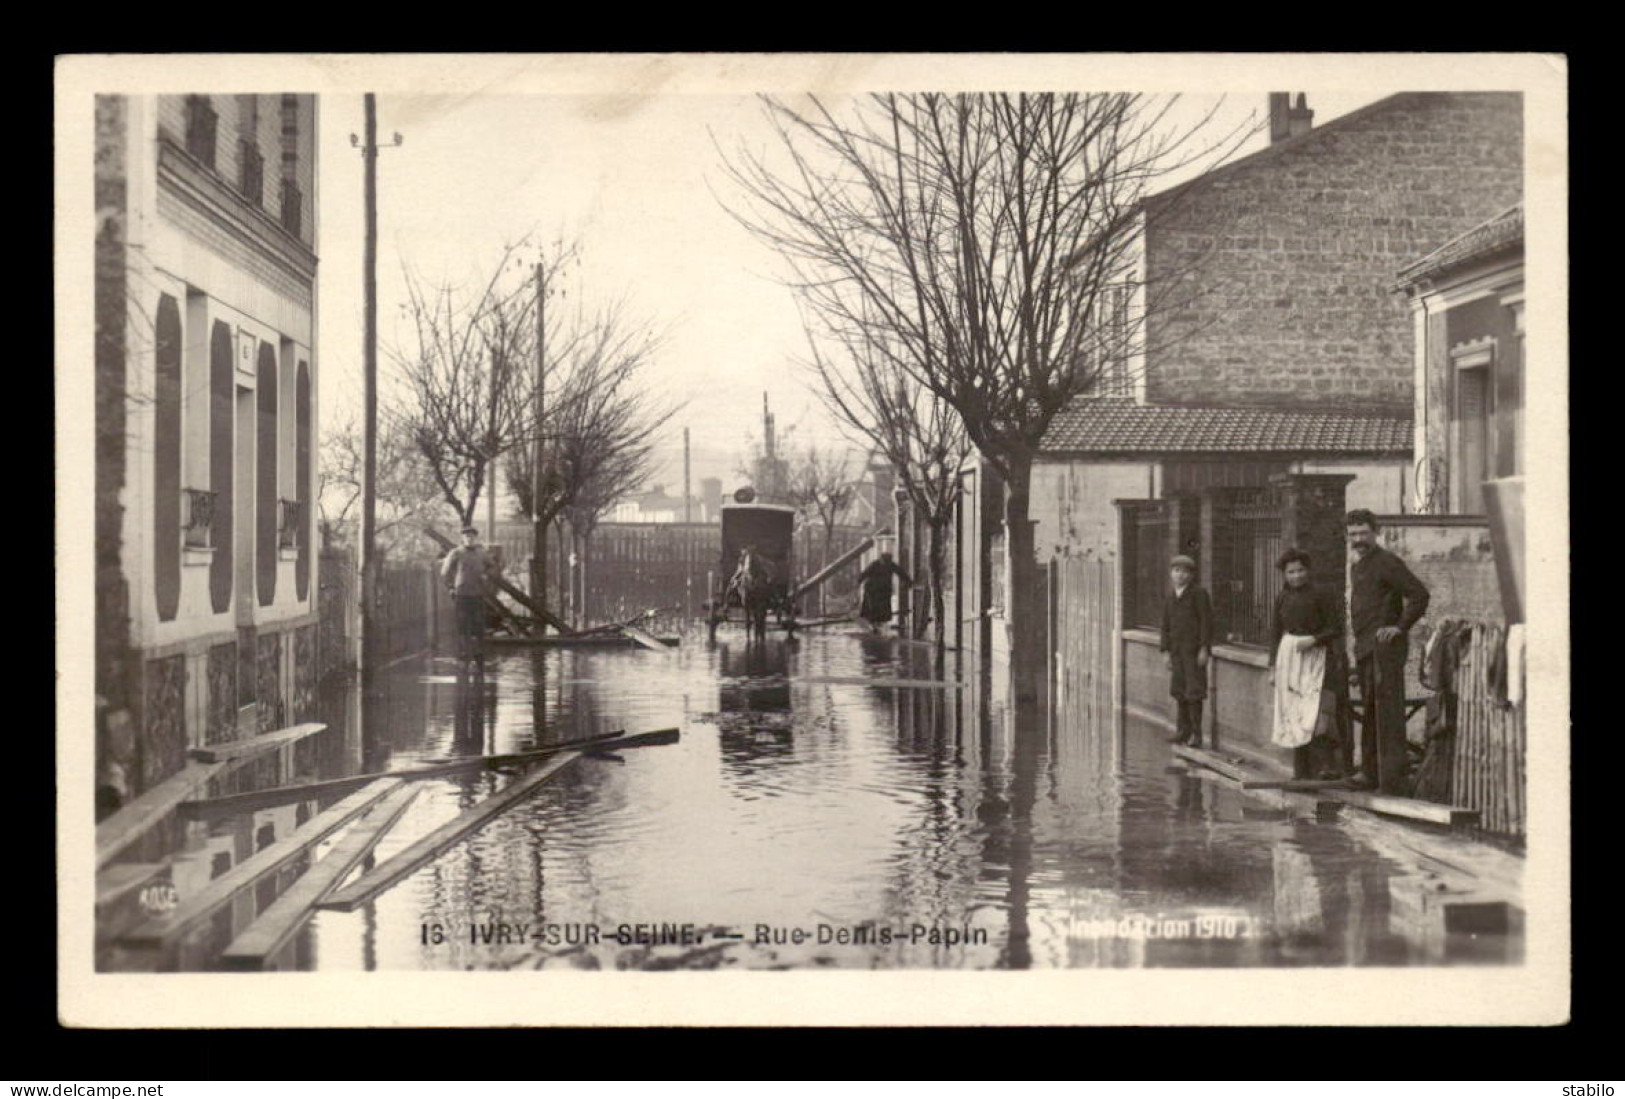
[1345,509,1430,793]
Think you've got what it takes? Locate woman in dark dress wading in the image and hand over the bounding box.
[858,551,913,634]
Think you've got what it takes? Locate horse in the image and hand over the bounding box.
[728,545,775,641]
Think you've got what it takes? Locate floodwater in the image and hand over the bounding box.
[102,629,1524,971]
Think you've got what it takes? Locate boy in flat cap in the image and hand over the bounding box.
[1161,554,1213,746]
[442,525,500,661]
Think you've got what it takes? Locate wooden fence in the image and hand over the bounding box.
[581,522,872,627]
[1446,623,1526,837]
[317,547,444,676]
[1051,556,1119,732]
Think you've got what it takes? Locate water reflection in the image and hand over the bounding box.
[97,629,1522,972]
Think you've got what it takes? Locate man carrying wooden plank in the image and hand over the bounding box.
[442,524,501,662]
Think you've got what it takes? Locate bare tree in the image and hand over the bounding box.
[504,298,679,622]
[389,239,575,529]
[720,92,1252,698]
[317,411,449,558]
[804,324,970,648]
[784,443,856,569]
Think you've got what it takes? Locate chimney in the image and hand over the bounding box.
[1269,92,1314,143]
[1289,93,1314,138]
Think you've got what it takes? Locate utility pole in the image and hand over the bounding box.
[683,427,692,524]
[531,261,548,633]
[352,95,402,682]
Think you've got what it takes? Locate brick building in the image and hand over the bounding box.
[1028,90,1523,581]
[94,94,320,812]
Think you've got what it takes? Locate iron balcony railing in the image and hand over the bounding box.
[183,487,217,550]
[278,498,303,550]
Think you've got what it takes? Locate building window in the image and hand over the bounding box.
[280,95,303,239]
[183,488,217,549]
[278,498,303,550]
[1451,337,1496,515]
[280,179,303,237]
[1083,283,1134,397]
[237,95,264,205]
[184,95,218,169]
[238,137,265,205]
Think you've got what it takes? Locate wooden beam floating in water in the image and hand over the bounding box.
[178,728,681,820]
[217,783,423,970]
[487,634,680,649]
[1328,789,1481,826]
[318,754,582,912]
[189,722,326,763]
[96,761,227,869]
[1169,744,1258,784]
[795,675,964,690]
[122,779,404,948]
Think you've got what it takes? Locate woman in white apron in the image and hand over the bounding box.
[1268,549,1349,780]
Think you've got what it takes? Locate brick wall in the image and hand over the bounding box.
[1144,92,1522,413]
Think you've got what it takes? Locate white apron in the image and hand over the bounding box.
[1271,634,1327,749]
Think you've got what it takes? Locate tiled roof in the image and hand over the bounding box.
[1396,203,1523,286]
[1040,399,1412,455]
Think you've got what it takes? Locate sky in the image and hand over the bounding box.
[314,87,1402,501]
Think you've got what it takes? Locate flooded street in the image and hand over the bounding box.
[109,629,1523,972]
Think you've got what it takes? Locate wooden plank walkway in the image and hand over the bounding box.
[1173,744,1480,826]
[121,779,403,948]
[218,783,423,970]
[96,761,227,869]
[179,728,679,821]
[1331,789,1480,826]
[97,723,330,868]
[189,722,326,763]
[796,675,964,690]
[96,861,166,911]
[487,634,680,649]
[618,623,675,653]
[1169,744,1257,784]
[318,754,582,912]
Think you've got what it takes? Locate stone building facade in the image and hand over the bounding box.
[1141,92,1524,413]
[1031,91,1524,571]
[94,94,320,812]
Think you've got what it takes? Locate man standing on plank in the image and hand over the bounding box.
[1346,509,1430,793]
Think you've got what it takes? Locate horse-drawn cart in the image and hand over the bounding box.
[707,501,799,640]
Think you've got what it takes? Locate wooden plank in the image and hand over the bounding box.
[180,728,680,820]
[1169,744,1260,784]
[792,615,857,630]
[318,755,581,912]
[95,760,229,869]
[189,722,326,763]
[1329,788,1481,826]
[122,779,403,948]
[425,525,574,635]
[791,535,875,601]
[486,633,679,649]
[618,623,673,652]
[795,675,964,690]
[97,862,166,911]
[218,783,423,970]
[1241,778,1351,791]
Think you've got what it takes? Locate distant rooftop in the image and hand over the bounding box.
[1396,203,1524,287]
[1040,399,1412,455]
